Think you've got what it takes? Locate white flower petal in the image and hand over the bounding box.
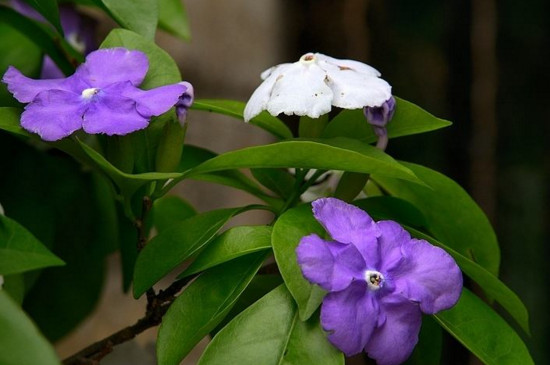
[266,63,333,118]
[327,70,392,109]
[244,65,287,122]
[316,53,381,77]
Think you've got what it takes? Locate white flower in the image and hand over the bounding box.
[244,53,392,122]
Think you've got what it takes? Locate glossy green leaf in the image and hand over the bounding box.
[213,275,284,335]
[272,204,326,320]
[251,168,296,200]
[354,197,428,230]
[181,225,272,277]
[133,206,256,298]
[2,274,25,305]
[21,0,63,34]
[373,162,500,275]
[100,28,181,89]
[0,7,82,76]
[177,145,282,207]
[404,316,442,365]
[184,138,423,185]
[158,0,191,41]
[0,23,41,106]
[436,289,533,365]
[0,215,64,275]
[198,285,343,365]
[0,291,60,365]
[157,253,267,365]
[323,96,452,142]
[192,99,293,140]
[76,138,180,198]
[93,0,158,40]
[151,195,196,234]
[0,108,28,137]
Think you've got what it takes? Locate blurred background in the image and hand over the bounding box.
[1,0,548,364]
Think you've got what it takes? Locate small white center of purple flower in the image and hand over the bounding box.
[365,270,384,291]
[81,87,99,99]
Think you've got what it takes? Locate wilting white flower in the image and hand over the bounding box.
[244,53,392,122]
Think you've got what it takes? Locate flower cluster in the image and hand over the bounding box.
[2,48,193,141]
[244,52,392,121]
[296,198,462,365]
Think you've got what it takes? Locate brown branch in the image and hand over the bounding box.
[62,276,196,365]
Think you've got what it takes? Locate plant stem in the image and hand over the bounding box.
[61,276,196,365]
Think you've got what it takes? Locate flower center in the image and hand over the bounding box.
[299,53,316,64]
[81,87,99,100]
[365,270,384,291]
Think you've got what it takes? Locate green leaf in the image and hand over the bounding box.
[0,215,64,275]
[272,204,326,320]
[354,196,428,230]
[158,0,191,41]
[213,274,284,335]
[404,316,442,365]
[373,162,500,276]
[151,195,197,234]
[21,0,63,34]
[0,108,29,137]
[0,291,60,365]
[133,206,256,298]
[0,24,42,106]
[157,253,267,365]
[100,28,181,88]
[323,96,452,142]
[435,289,533,365]
[75,138,181,198]
[251,168,296,200]
[0,6,82,76]
[184,138,423,185]
[178,145,282,207]
[198,285,343,365]
[192,99,293,140]
[93,0,158,40]
[180,225,272,277]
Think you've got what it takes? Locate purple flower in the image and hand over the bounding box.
[364,96,396,137]
[175,81,194,126]
[10,1,97,79]
[296,198,462,365]
[2,48,193,141]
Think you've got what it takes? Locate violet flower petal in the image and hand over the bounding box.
[175,81,194,125]
[321,281,379,356]
[376,220,410,272]
[296,234,366,291]
[20,89,83,141]
[122,83,188,117]
[312,198,380,266]
[2,66,76,103]
[82,91,148,136]
[392,238,463,314]
[364,299,422,365]
[75,48,149,88]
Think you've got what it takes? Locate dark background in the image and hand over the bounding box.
[280,0,549,363]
